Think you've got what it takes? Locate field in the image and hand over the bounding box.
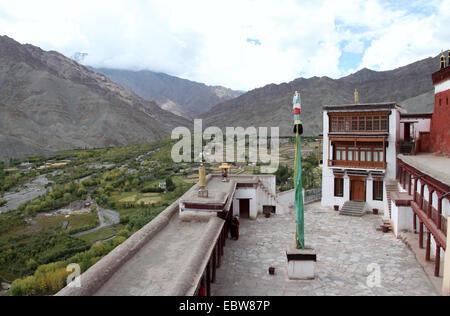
[0,138,197,295]
[0,135,322,295]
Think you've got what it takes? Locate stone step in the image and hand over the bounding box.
[340,201,366,217]
[340,211,364,217]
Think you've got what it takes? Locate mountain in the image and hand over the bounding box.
[90,68,243,118]
[202,54,441,136]
[0,36,191,160]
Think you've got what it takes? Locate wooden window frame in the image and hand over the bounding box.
[373,179,383,201]
[334,177,344,197]
[330,141,386,169]
[329,111,390,133]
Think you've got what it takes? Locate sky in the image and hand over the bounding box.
[0,0,448,91]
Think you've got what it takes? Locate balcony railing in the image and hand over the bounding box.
[328,160,386,169]
[414,194,447,242]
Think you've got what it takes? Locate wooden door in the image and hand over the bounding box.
[239,199,250,219]
[351,180,366,202]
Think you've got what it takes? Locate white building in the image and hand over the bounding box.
[179,174,283,221]
[321,102,405,216]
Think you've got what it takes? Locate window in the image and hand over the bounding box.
[360,151,366,161]
[334,178,344,197]
[381,117,388,130]
[352,117,358,130]
[329,112,389,132]
[373,180,383,201]
[359,117,366,130]
[373,117,380,130]
[338,117,344,130]
[366,118,372,131]
[331,143,385,167]
[345,118,351,131]
[331,117,338,131]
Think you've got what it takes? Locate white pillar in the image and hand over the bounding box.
[443,216,450,296]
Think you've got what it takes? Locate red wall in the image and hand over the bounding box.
[430,88,450,155]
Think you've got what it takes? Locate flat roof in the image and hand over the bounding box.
[57,173,276,296]
[398,154,450,188]
[400,113,433,119]
[180,175,260,205]
[94,213,217,296]
[323,102,402,111]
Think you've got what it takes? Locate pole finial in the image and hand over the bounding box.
[441,50,446,69]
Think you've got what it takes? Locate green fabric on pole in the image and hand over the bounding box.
[294,132,305,249]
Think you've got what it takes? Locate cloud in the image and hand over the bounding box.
[343,39,365,54]
[0,0,448,91]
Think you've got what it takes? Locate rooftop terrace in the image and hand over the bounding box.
[398,154,450,188]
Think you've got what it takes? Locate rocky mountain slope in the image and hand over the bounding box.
[202,54,442,136]
[91,68,243,118]
[0,36,191,160]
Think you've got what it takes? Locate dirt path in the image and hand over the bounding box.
[73,202,120,237]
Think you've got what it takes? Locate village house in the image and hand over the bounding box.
[321,99,404,216]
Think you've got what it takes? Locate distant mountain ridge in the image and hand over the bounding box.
[202,54,442,136]
[0,35,191,160]
[90,68,243,118]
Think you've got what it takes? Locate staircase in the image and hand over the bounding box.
[257,179,278,202]
[257,179,290,213]
[385,179,399,218]
[339,201,366,217]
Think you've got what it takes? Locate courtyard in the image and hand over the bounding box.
[211,202,437,296]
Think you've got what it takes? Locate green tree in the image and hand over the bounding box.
[166,177,176,192]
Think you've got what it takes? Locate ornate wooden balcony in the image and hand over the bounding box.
[328,160,386,169]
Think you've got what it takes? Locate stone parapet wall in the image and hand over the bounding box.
[56,198,181,296]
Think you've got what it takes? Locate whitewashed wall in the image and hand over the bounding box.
[233,187,257,219]
[399,118,431,141]
[321,108,400,213]
[391,201,414,237]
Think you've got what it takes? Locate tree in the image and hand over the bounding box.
[166,177,176,192]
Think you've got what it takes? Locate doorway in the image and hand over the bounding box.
[350,179,366,202]
[239,199,250,219]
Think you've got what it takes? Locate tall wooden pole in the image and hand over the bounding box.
[294,128,305,249]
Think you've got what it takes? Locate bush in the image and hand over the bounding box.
[166,177,176,192]
[141,186,164,193]
[0,199,7,206]
[9,237,126,296]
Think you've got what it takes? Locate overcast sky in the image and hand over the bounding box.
[0,0,448,91]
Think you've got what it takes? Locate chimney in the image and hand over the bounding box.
[354,89,359,104]
[198,153,208,198]
[198,163,208,197]
[440,51,446,69]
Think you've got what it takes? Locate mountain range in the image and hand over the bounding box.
[201,55,440,136]
[0,35,190,160]
[0,34,444,160]
[91,68,243,118]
